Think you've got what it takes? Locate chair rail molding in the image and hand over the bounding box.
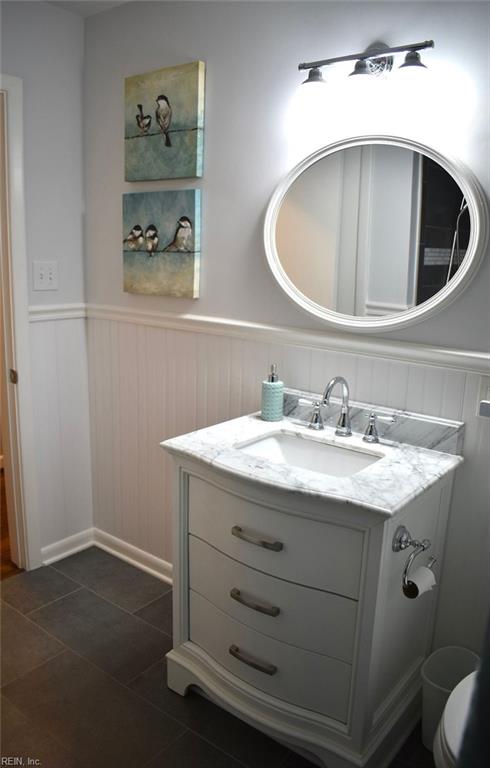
[29,303,87,322]
[29,303,490,375]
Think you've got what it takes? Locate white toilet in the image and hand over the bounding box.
[433,671,477,768]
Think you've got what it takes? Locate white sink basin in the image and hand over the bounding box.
[238,432,381,478]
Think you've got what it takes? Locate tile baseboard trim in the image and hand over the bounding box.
[28,302,490,374]
[41,526,173,585]
[41,528,95,565]
[92,528,173,585]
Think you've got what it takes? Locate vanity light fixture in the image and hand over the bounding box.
[301,66,325,85]
[349,59,371,77]
[299,39,434,83]
[399,50,428,70]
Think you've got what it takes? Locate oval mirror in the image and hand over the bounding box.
[264,137,488,331]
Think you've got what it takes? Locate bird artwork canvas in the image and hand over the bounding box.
[123,189,201,298]
[124,61,205,180]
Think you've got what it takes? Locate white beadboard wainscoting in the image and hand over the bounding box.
[29,312,93,551]
[29,304,490,652]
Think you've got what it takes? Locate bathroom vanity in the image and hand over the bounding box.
[162,392,463,768]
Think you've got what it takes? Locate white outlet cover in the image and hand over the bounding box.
[33,260,58,291]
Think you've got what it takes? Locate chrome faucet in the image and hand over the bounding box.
[322,376,352,437]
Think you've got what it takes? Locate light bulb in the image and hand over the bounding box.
[285,78,330,164]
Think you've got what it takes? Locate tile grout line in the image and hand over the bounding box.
[20,574,172,636]
[140,720,251,768]
[118,663,252,768]
[0,648,67,691]
[183,727,252,768]
[2,610,182,759]
[78,583,173,633]
[50,558,172,626]
[1,678,86,768]
[131,610,172,636]
[22,585,84,616]
[123,660,270,768]
[131,586,172,616]
[141,729,190,768]
[20,604,172,693]
[2,643,188,768]
[3,561,174,692]
[1,634,189,758]
[1,600,176,721]
[124,645,172,688]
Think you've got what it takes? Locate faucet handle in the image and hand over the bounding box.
[308,401,324,431]
[335,404,352,437]
[363,411,379,443]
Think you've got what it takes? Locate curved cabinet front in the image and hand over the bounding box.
[189,535,358,662]
[189,590,352,722]
[188,475,363,598]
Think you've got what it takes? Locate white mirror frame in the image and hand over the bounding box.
[264,135,489,332]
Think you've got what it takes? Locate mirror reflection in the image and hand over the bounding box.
[276,145,470,317]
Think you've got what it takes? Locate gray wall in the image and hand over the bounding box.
[84,1,490,352]
[1,0,85,305]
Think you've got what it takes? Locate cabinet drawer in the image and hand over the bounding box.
[190,590,351,722]
[189,535,357,662]
[188,475,363,598]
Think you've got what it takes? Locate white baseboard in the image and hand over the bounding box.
[93,528,173,584]
[41,528,95,565]
[41,526,173,585]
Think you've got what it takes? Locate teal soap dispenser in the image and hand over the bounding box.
[261,364,284,422]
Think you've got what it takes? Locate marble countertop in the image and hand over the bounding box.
[162,412,463,516]
[283,388,464,455]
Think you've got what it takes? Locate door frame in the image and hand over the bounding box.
[0,73,42,569]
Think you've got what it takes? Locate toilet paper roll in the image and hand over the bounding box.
[408,566,437,597]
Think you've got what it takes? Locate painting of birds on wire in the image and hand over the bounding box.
[125,61,205,181]
[123,189,201,298]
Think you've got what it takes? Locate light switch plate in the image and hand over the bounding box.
[33,260,58,291]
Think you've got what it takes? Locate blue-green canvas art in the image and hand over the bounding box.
[125,61,205,180]
[123,190,201,298]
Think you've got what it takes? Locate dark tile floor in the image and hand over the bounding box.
[1,546,434,768]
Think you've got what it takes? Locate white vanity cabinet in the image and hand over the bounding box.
[165,451,456,768]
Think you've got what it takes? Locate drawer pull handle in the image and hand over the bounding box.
[229,644,277,676]
[231,525,283,552]
[230,587,280,617]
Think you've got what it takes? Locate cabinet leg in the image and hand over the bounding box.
[166,651,194,696]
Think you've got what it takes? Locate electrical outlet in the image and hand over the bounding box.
[33,260,59,291]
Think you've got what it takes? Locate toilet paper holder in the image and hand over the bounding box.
[392,525,437,598]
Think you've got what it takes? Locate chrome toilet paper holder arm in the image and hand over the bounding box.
[392,525,437,598]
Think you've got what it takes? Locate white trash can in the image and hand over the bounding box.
[421,646,480,751]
